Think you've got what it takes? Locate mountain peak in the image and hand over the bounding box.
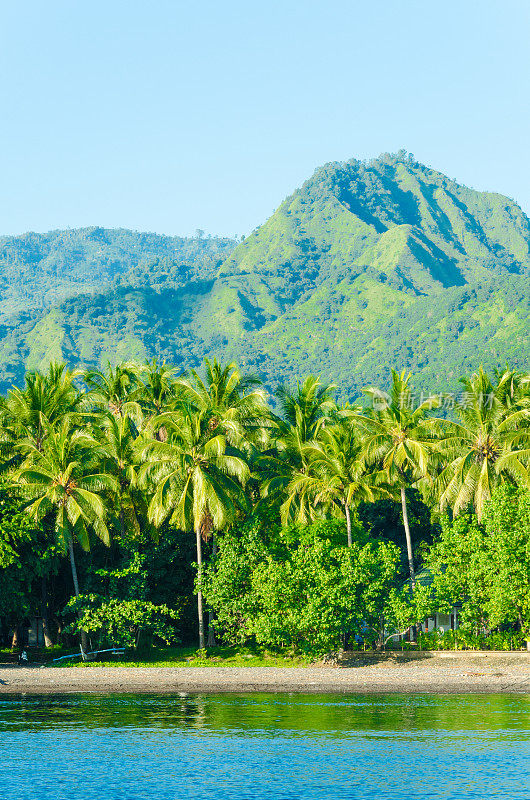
[0,154,528,397]
[222,151,530,296]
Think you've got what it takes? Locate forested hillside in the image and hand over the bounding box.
[0,152,528,395]
[0,227,235,320]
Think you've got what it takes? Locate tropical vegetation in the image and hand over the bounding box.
[1,357,530,658]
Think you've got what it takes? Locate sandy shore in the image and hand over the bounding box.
[1,653,529,694]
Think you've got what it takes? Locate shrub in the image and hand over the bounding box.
[416,629,525,651]
[427,487,530,641]
[203,519,401,655]
[65,595,179,649]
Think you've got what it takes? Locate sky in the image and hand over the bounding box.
[1,0,529,238]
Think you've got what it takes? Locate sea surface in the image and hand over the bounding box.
[1,693,529,799]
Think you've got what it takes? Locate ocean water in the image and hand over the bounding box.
[1,693,529,799]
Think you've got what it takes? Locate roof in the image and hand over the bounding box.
[401,567,434,591]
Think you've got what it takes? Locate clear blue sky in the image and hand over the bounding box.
[1,0,529,238]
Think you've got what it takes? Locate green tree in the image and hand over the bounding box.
[357,369,443,588]
[64,549,180,650]
[136,359,181,442]
[0,484,59,648]
[140,404,249,648]
[428,486,530,643]
[65,596,179,649]
[435,367,530,520]
[0,362,83,459]
[175,359,268,644]
[203,519,400,655]
[274,374,336,449]
[261,375,337,509]
[93,413,143,538]
[282,419,376,546]
[13,419,116,606]
[357,489,438,573]
[84,362,141,421]
[176,358,269,448]
[138,359,180,414]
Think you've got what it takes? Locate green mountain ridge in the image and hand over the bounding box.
[0,226,236,322]
[0,152,528,395]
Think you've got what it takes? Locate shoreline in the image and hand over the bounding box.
[1,653,529,695]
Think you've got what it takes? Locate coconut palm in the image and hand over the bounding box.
[93,413,143,538]
[493,366,530,410]
[435,367,530,520]
[12,418,116,649]
[260,375,337,507]
[139,404,250,648]
[138,359,179,413]
[357,370,444,588]
[175,359,269,643]
[84,362,141,421]
[274,375,337,447]
[0,362,83,461]
[176,358,269,449]
[282,419,379,546]
[134,359,184,442]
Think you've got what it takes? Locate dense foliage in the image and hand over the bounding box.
[0,227,236,320]
[427,486,530,638]
[0,357,529,656]
[202,519,400,653]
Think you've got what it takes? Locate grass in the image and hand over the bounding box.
[36,645,314,668]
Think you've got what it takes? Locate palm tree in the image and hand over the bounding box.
[357,370,443,588]
[260,375,337,507]
[175,359,268,644]
[136,359,182,442]
[176,358,269,448]
[282,419,378,546]
[0,362,83,459]
[275,374,337,448]
[138,359,180,415]
[494,366,530,411]
[84,362,142,421]
[435,367,530,520]
[13,418,116,649]
[93,413,143,538]
[139,404,250,649]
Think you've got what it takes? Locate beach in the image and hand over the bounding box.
[1,652,529,694]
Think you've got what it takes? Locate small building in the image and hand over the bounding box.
[391,567,461,643]
[0,617,47,648]
[26,617,46,646]
[416,567,461,634]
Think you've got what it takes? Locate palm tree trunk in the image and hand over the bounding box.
[195,525,205,650]
[344,503,352,548]
[68,535,89,652]
[401,487,416,668]
[207,535,217,647]
[41,576,53,648]
[119,495,125,538]
[400,487,416,590]
[68,535,81,597]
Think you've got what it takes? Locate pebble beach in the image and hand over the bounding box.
[1,653,529,694]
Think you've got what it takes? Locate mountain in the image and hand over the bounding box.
[0,152,529,396]
[0,227,236,322]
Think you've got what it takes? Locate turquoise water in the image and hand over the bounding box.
[1,693,529,799]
